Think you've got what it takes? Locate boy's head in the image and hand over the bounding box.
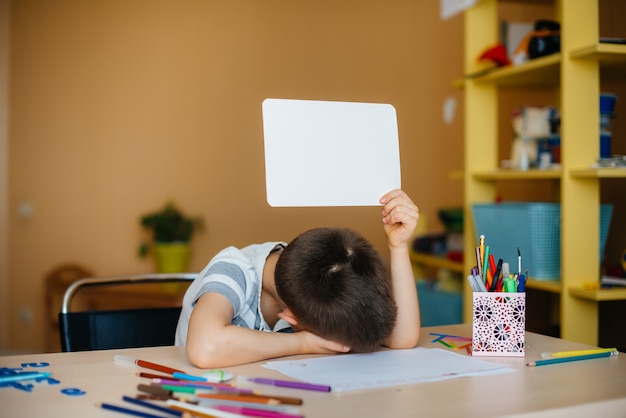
[274,227,397,352]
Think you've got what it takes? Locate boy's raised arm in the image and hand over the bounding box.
[379,189,421,348]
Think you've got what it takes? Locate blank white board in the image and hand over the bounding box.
[262,98,401,207]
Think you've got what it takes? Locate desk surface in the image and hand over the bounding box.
[2,324,626,418]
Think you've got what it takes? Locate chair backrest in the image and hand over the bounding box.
[58,273,195,352]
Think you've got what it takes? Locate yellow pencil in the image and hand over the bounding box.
[542,347,618,359]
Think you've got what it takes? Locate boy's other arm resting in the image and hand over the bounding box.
[185,292,349,368]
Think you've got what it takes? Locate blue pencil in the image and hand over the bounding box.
[122,396,182,417]
[0,371,51,384]
[526,350,617,367]
[98,402,170,418]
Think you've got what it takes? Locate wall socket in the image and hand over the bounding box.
[19,307,34,324]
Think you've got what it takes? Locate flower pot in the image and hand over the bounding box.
[154,242,191,273]
[153,243,191,292]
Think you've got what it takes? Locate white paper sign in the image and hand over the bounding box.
[440,0,479,20]
[262,98,401,207]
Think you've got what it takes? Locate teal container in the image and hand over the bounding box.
[472,203,613,280]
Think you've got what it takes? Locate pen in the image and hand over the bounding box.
[503,278,517,292]
[479,235,485,266]
[517,248,522,275]
[517,273,526,292]
[482,245,490,285]
[473,274,488,292]
[527,350,617,367]
[0,371,52,384]
[489,258,503,292]
[467,274,481,292]
[475,247,483,279]
[542,347,618,359]
[246,377,331,392]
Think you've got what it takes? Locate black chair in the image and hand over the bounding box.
[58,273,195,352]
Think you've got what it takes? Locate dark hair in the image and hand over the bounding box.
[275,227,397,352]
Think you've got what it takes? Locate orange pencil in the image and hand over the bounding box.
[242,392,303,406]
[197,392,281,405]
[485,269,493,289]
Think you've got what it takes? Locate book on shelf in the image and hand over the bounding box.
[601,276,626,287]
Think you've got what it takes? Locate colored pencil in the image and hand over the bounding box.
[166,399,243,418]
[542,347,618,359]
[213,404,303,418]
[527,351,617,367]
[138,372,181,381]
[207,392,303,406]
[153,378,246,392]
[0,371,51,384]
[137,383,172,397]
[136,394,197,403]
[197,393,281,405]
[97,402,167,418]
[199,398,303,412]
[114,355,186,375]
[122,395,183,417]
[437,339,453,349]
[246,377,331,392]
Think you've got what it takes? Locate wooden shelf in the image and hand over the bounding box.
[571,42,626,81]
[525,279,561,294]
[569,287,626,302]
[469,54,561,87]
[473,168,562,180]
[570,168,626,179]
[410,253,464,274]
[570,42,626,61]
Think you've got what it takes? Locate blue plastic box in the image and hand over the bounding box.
[416,281,462,326]
[472,203,613,280]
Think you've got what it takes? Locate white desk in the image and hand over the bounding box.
[2,324,626,417]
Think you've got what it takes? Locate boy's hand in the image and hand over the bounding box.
[379,189,419,249]
[298,331,351,354]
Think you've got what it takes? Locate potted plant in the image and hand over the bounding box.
[138,202,203,273]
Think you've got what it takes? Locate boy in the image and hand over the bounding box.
[175,189,420,368]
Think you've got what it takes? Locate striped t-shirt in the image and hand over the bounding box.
[175,241,287,345]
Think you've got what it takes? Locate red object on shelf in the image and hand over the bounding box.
[478,43,511,67]
[446,250,463,263]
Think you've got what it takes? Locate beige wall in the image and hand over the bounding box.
[6,0,465,352]
[0,0,10,352]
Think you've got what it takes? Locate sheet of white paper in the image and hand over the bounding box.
[440,0,479,20]
[262,348,514,392]
[262,98,401,207]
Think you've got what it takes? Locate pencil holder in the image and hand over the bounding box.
[472,292,525,357]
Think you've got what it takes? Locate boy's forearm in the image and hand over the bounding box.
[187,326,303,368]
[385,245,420,348]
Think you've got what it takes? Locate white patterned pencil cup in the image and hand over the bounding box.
[472,292,526,357]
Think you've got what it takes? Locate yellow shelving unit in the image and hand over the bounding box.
[410,252,464,274]
[462,0,626,345]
